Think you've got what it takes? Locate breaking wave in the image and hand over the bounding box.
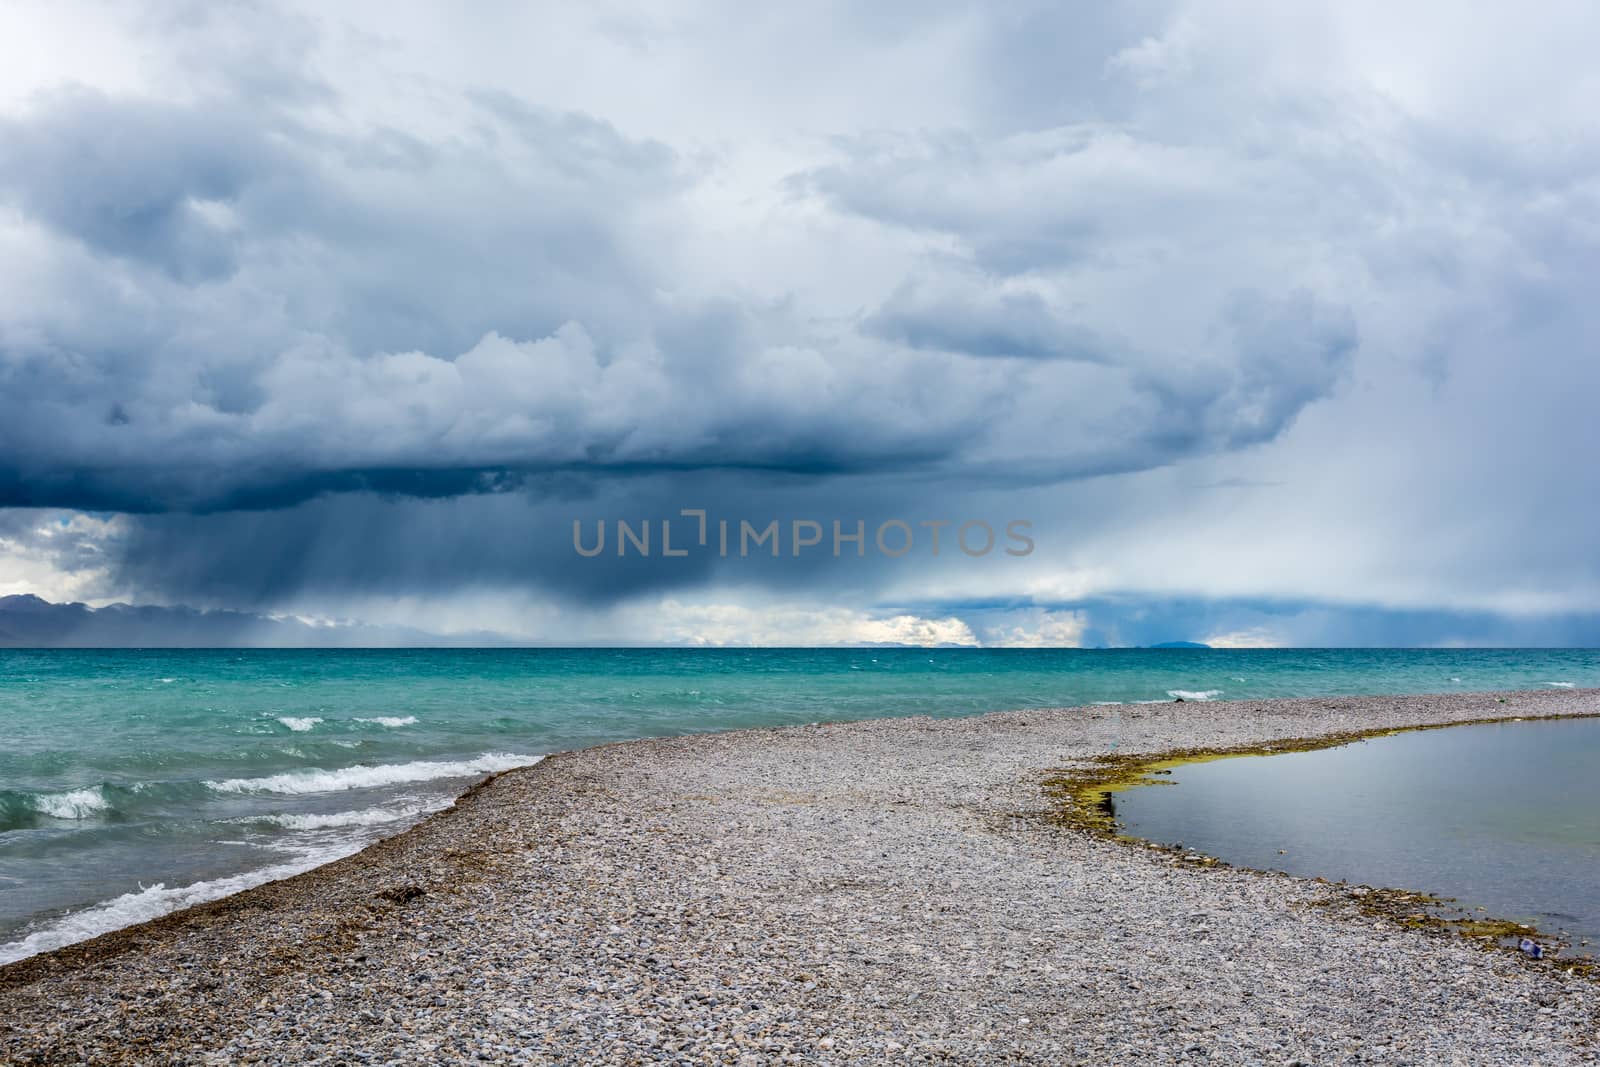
[276,716,324,732]
[204,753,538,795]
[254,801,444,830]
[0,841,357,966]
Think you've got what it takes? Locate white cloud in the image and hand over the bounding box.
[1201,628,1281,650]
[0,512,124,603]
[982,610,1089,648]
[651,600,979,648]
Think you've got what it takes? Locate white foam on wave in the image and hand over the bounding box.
[0,841,357,966]
[2,756,544,965]
[277,716,324,732]
[32,787,110,820]
[205,753,539,795]
[1547,681,1576,689]
[258,800,444,830]
[1168,689,1223,701]
[355,715,418,728]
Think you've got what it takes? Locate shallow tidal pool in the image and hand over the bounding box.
[1109,717,1600,955]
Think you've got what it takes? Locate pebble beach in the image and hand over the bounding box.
[2,688,1598,1065]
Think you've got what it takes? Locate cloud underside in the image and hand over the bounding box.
[0,34,1365,514]
[1,2,1599,637]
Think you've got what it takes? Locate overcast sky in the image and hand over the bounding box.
[2,1,1598,646]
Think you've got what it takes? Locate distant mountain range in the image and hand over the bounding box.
[0,595,516,648]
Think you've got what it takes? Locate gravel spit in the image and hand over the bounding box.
[3,688,1598,1064]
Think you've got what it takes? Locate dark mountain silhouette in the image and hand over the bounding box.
[0,594,515,648]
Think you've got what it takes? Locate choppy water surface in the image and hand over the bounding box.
[3,648,1599,963]
[1109,718,1600,955]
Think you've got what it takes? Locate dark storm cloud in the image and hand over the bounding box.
[90,471,965,608]
[5,1,1599,640]
[0,20,1357,521]
[99,484,727,607]
[0,80,685,511]
[0,91,277,281]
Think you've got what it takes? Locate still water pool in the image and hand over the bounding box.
[1109,718,1600,955]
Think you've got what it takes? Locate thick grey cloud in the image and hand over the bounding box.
[864,279,1117,362]
[0,6,1356,518]
[0,93,276,281]
[0,1,1597,643]
[77,471,969,609]
[0,67,700,509]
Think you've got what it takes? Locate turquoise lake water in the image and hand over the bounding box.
[1109,718,1600,956]
[3,647,1599,963]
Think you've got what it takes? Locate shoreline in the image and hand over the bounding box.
[1043,711,1600,970]
[4,687,1600,1062]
